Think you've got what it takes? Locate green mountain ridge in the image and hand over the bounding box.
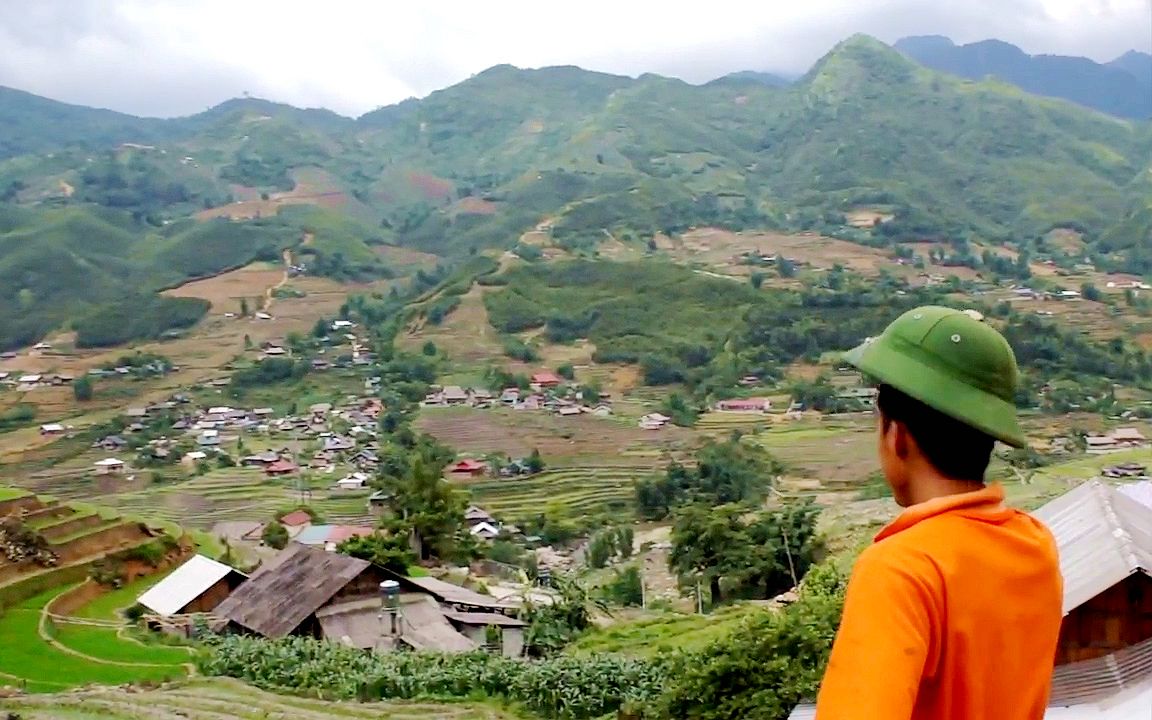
[0,34,1150,348]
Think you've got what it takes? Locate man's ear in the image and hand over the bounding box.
[892,419,911,460]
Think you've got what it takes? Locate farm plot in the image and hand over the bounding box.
[748,420,878,489]
[417,407,695,466]
[0,677,524,719]
[0,589,188,693]
[400,285,506,365]
[466,466,657,520]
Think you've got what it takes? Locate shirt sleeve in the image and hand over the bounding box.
[814,543,940,720]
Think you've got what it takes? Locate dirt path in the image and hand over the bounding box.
[261,246,297,313]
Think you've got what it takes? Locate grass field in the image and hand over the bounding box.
[0,677,525,719]
[0,588,189,692]
[467,466,658,520]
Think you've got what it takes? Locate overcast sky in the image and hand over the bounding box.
[0,0,1149,118]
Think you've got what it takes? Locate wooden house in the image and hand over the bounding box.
[1033,481,1152,664]
[137,555,247,617]
[213,544,390,639]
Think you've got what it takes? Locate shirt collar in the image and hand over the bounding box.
[875,483,1007,542]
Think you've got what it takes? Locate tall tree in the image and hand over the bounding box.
[378,457,465,561]
[669,503,746,606]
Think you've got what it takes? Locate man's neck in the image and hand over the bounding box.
[905,472,986,507]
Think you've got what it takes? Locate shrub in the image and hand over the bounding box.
[199,635,665,719]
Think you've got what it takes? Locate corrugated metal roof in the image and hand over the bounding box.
[442,610,527,627]
[1118,480,1152,511]
[791,677,1152,719]
[397,594,478,653]
[1032,480,1152,614]
[213,544,371,637]
[137,555,244,617]
[1051,635,1152,706]
[401,575,517,611]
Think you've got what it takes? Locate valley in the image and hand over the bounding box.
[0,29,1149,720]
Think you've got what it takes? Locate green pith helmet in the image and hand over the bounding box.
[844,305,1026,448]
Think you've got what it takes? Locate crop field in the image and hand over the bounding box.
[416,406,695,466]
[465,465,659,520]
[0,589,189,693]
[194,168,376,223]
[748,420,878,488]
[0,677,525,719]
[568,603,767,657]
[662,228,980,281]
[2,467,372,530]
[401,285,506,365]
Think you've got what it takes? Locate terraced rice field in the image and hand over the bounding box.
[0,589,190,693]
[466,466,657,520]
[0,677,524,719]
[748,421,878,487]
[695,412,777,433]
[10,469,372,529]
[417,406,693,465]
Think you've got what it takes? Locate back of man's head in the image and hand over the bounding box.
[876,384,995,482]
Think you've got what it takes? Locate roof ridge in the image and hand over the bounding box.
[1096,482,1142,572]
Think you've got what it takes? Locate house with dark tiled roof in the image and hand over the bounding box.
[212,545,524,655]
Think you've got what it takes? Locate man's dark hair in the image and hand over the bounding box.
[876,384,995,482]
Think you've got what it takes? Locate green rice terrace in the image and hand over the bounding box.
[5,467,375,529]
[467,465,658,520]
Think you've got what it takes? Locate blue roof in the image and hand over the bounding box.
[294,526,331,545]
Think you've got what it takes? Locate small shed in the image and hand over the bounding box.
[265,459,298,476]
[94,458,125,475]
[530,372,562,388]
[443,610,526,657]
[448,459,487,477]
[137,555,247,617]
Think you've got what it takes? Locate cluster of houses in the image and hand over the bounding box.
[793,476,1152,718]
[84,396,387,481]
[1085,427,1149,455]
[422,372,614,418]
[136,541,528,656]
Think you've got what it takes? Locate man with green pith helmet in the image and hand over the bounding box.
[813,306,1062,720]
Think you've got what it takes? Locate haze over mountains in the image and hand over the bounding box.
[894,35,1152,119]
[0,34,1149,351]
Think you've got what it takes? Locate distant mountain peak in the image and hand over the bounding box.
[893,35,1152,119]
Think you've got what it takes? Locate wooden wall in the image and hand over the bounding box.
[1056,573,1152,665]
[181,572,246,615]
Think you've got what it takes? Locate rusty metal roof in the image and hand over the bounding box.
[213,544,371,637]
[1032,480,1152,615]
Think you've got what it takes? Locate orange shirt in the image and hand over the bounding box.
[814,484,1062,720]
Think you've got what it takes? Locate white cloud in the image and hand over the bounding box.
[0,0,1147,117]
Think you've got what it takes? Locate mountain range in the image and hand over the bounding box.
[0,34,1149,350]
[894,35,1152,119]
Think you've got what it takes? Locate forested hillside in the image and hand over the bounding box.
[0,34,1149,348]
